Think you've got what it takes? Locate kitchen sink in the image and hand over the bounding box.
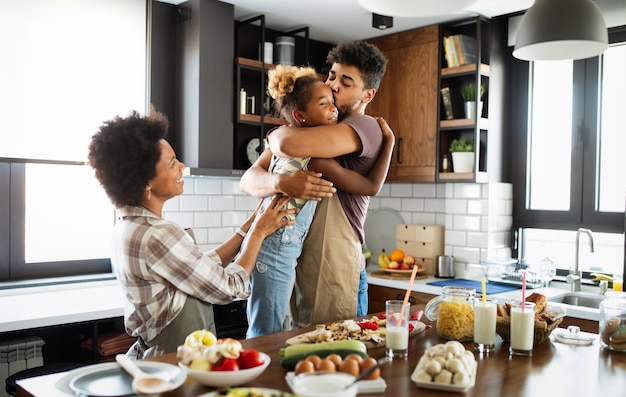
[548,291,607,309]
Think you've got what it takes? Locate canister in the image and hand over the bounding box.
[436,255,455,278]
[599,291,626,351]
[274,36,295,65]
[425,286,475,341]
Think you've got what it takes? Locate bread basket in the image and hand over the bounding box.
[496,304,565,346]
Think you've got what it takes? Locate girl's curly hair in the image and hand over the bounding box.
[267,65,320,125]
[88,107,168,207]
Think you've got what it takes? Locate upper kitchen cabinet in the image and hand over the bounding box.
[437,17,494,182]
[367,26,440,182]
[233,18,333,170]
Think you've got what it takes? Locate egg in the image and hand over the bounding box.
[294,359,315,375]
[305,355,322,368]
[358,357,380,380]
[344,353,363,364]
[316,358,337,372]
[338,357,360,377]
[326,354,343,368]
[315,358,337,372]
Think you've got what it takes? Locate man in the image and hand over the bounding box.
[240,40,388,327]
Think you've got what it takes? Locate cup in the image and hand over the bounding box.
[509,301,535,356]
[613,274,623,292]
[291,372,358,397]
[385,300,410,358]
[473,298,497,353]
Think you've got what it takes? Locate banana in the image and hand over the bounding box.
[378,249,391,268]
[591,272,614,282]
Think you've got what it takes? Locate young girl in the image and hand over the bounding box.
[246,65,394,337]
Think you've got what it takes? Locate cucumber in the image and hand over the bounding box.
[280,340,367,358]
[280,349,368,370]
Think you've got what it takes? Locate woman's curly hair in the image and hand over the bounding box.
[327,41,388,91]
[88,107,169,208]
[267,65,320,125]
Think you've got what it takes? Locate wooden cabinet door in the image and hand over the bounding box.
[367,26,440,182]
[368,284,437,315]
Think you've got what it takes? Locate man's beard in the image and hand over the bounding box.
[335,96,361,117]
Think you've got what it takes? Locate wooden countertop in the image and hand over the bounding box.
[17,316,626,397]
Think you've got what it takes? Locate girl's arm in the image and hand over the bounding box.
[308,117,395,196]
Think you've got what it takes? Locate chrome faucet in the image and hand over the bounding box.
[567,228,595,292]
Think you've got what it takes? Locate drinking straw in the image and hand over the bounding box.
[401,265,419,323]
[521,270,527,312]
[481,277,487,304]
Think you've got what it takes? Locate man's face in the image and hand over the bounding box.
[325,63,367,116]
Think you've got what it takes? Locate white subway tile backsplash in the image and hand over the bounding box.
[209,195,236,211]
[412,184,437,197]
[401,198,424,212]
[454,183,482,199]
[180,195,208,211]
[194,177,222,195]
[171,177,513,265]
[389,183,413,197]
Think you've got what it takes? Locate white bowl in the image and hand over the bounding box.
[179,352,270,387]
[290,372,358,397]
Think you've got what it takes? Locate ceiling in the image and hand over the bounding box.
[166,0,626,44]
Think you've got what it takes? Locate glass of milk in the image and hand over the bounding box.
[291,372,358,397]
[385,300,410,358]
[509,301,536,356]
[473,297,497,353]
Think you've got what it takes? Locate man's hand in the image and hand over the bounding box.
[279,170,336,200]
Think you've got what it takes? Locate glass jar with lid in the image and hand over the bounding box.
[599,291,626,351]
[425,286,475,341]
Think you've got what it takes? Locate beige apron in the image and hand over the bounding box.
[291,194,362,328]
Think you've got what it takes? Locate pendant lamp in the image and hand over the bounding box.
[513,0,608,61]
[358,0,478,18]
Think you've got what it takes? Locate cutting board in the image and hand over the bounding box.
[426,279,519,295]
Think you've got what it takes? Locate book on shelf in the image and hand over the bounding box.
[440,85,464,120]
[452,34,477,66]
[440,86,454,120]
[443,36,457,68]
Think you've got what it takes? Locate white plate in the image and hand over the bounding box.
[199,388,293,397]
[64,361,184,397]
[285,372,386,394]
[364,207,404,265]
[411,356,476,393]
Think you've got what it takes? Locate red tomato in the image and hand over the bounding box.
[212,357,240,371]
[238,348,265,369]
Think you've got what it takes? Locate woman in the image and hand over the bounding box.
[88,107,294,357]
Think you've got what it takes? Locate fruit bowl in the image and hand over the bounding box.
[179,352,270,387]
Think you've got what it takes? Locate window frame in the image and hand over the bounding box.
[0,159,112,282]
[511,27,626,235]
[510,26,626,276]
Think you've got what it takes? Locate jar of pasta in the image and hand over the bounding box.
[599,291,626,351]
[425,286,475,341]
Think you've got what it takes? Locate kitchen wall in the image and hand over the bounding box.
[163,176,513,269]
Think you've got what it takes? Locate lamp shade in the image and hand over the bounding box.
[358,0,478,18]
[513,0,608,61]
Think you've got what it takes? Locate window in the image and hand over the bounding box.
[512,28,626,278]
[0,0,147,283]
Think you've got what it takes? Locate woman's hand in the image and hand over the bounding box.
[248,194,295,239]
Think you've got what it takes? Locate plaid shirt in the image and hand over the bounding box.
[112,206,250,342]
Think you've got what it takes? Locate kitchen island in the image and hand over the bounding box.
[16,313,626,397]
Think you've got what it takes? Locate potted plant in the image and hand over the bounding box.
[460,82,485,119]
[449,136,474,173]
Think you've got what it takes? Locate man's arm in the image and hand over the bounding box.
[239,148,336,200]
[308,117,395,196]
[268,123,362,159]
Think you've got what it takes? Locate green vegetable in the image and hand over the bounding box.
[460,82,485,102]
[280,349,368,370]
[280,340,367,358]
